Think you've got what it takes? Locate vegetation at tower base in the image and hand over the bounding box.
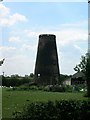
[1,73,70,88]
[34,34,60,85]
[1,74,34,87]
[13,100,90,120]
[74,53,90,97]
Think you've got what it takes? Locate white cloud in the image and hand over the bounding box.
[25,30,38,38]
[21,44,37,51]
[73,44,85,54]
[0,13,27,26]
[24,19,87,48]
[9,36,20,42]
[60,55,80,75]
[61,20,88,28]
[4,0,88,2]
[25,27,87,47]
[9,13,27,25]
[0,46,16,59]
[55,29,87,46]
[4,0,13,2]
[0,46,16,52]
[0,4,27,26]
[2,55,35,76]
[0,4,10,17]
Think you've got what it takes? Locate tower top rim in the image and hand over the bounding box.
[39,34,56,38]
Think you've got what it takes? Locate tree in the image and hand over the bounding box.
[86,53,90,97]
[30,73,34,78]
[0,59,5,66]
[74,53,90,97]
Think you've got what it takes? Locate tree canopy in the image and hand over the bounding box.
[0,59,5,66]
[74,53,90,97]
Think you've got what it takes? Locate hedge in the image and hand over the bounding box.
[13,100,90,120]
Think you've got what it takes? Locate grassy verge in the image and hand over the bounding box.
[2,88,88,118]
[0,87,2,120]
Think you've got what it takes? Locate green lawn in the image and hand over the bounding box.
[2,88,88,118]
[0,88,2,120]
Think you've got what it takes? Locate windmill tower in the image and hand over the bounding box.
[34,34,60,85]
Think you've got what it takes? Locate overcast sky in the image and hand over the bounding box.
[0,1,88,76]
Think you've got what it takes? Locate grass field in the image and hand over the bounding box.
[2,88,88,118]
[0,88,2,119]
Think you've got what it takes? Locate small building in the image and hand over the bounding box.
[63,72,86,86]
[71,72,85,85]
[63,77,71,85]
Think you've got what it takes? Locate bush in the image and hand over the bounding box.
[14,85,39,91]
[44,85,65,92]
[63,85,73,92]
[13,100,90,120]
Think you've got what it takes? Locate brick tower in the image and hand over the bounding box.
[34,34,60,85]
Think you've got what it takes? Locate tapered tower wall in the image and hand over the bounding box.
[34,34,60,85]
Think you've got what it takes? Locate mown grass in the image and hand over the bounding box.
[2,88,88,118]
[0,87,2,119]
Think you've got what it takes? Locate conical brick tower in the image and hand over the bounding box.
[34,34,60,85]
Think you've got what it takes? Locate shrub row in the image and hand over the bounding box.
[2,76,33,87]
[9,85,87,93]
[13,100,90,120]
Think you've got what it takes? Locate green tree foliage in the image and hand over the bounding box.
[30,73,34,77]
[0,59,5,66]
[60,74,71,84]
[2,75,33,87]
[86,53,90,97]
[13,100,89,120]
[74,53,90,97]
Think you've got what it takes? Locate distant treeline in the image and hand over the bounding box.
[1,74,34,87]
[0,74,71,87]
